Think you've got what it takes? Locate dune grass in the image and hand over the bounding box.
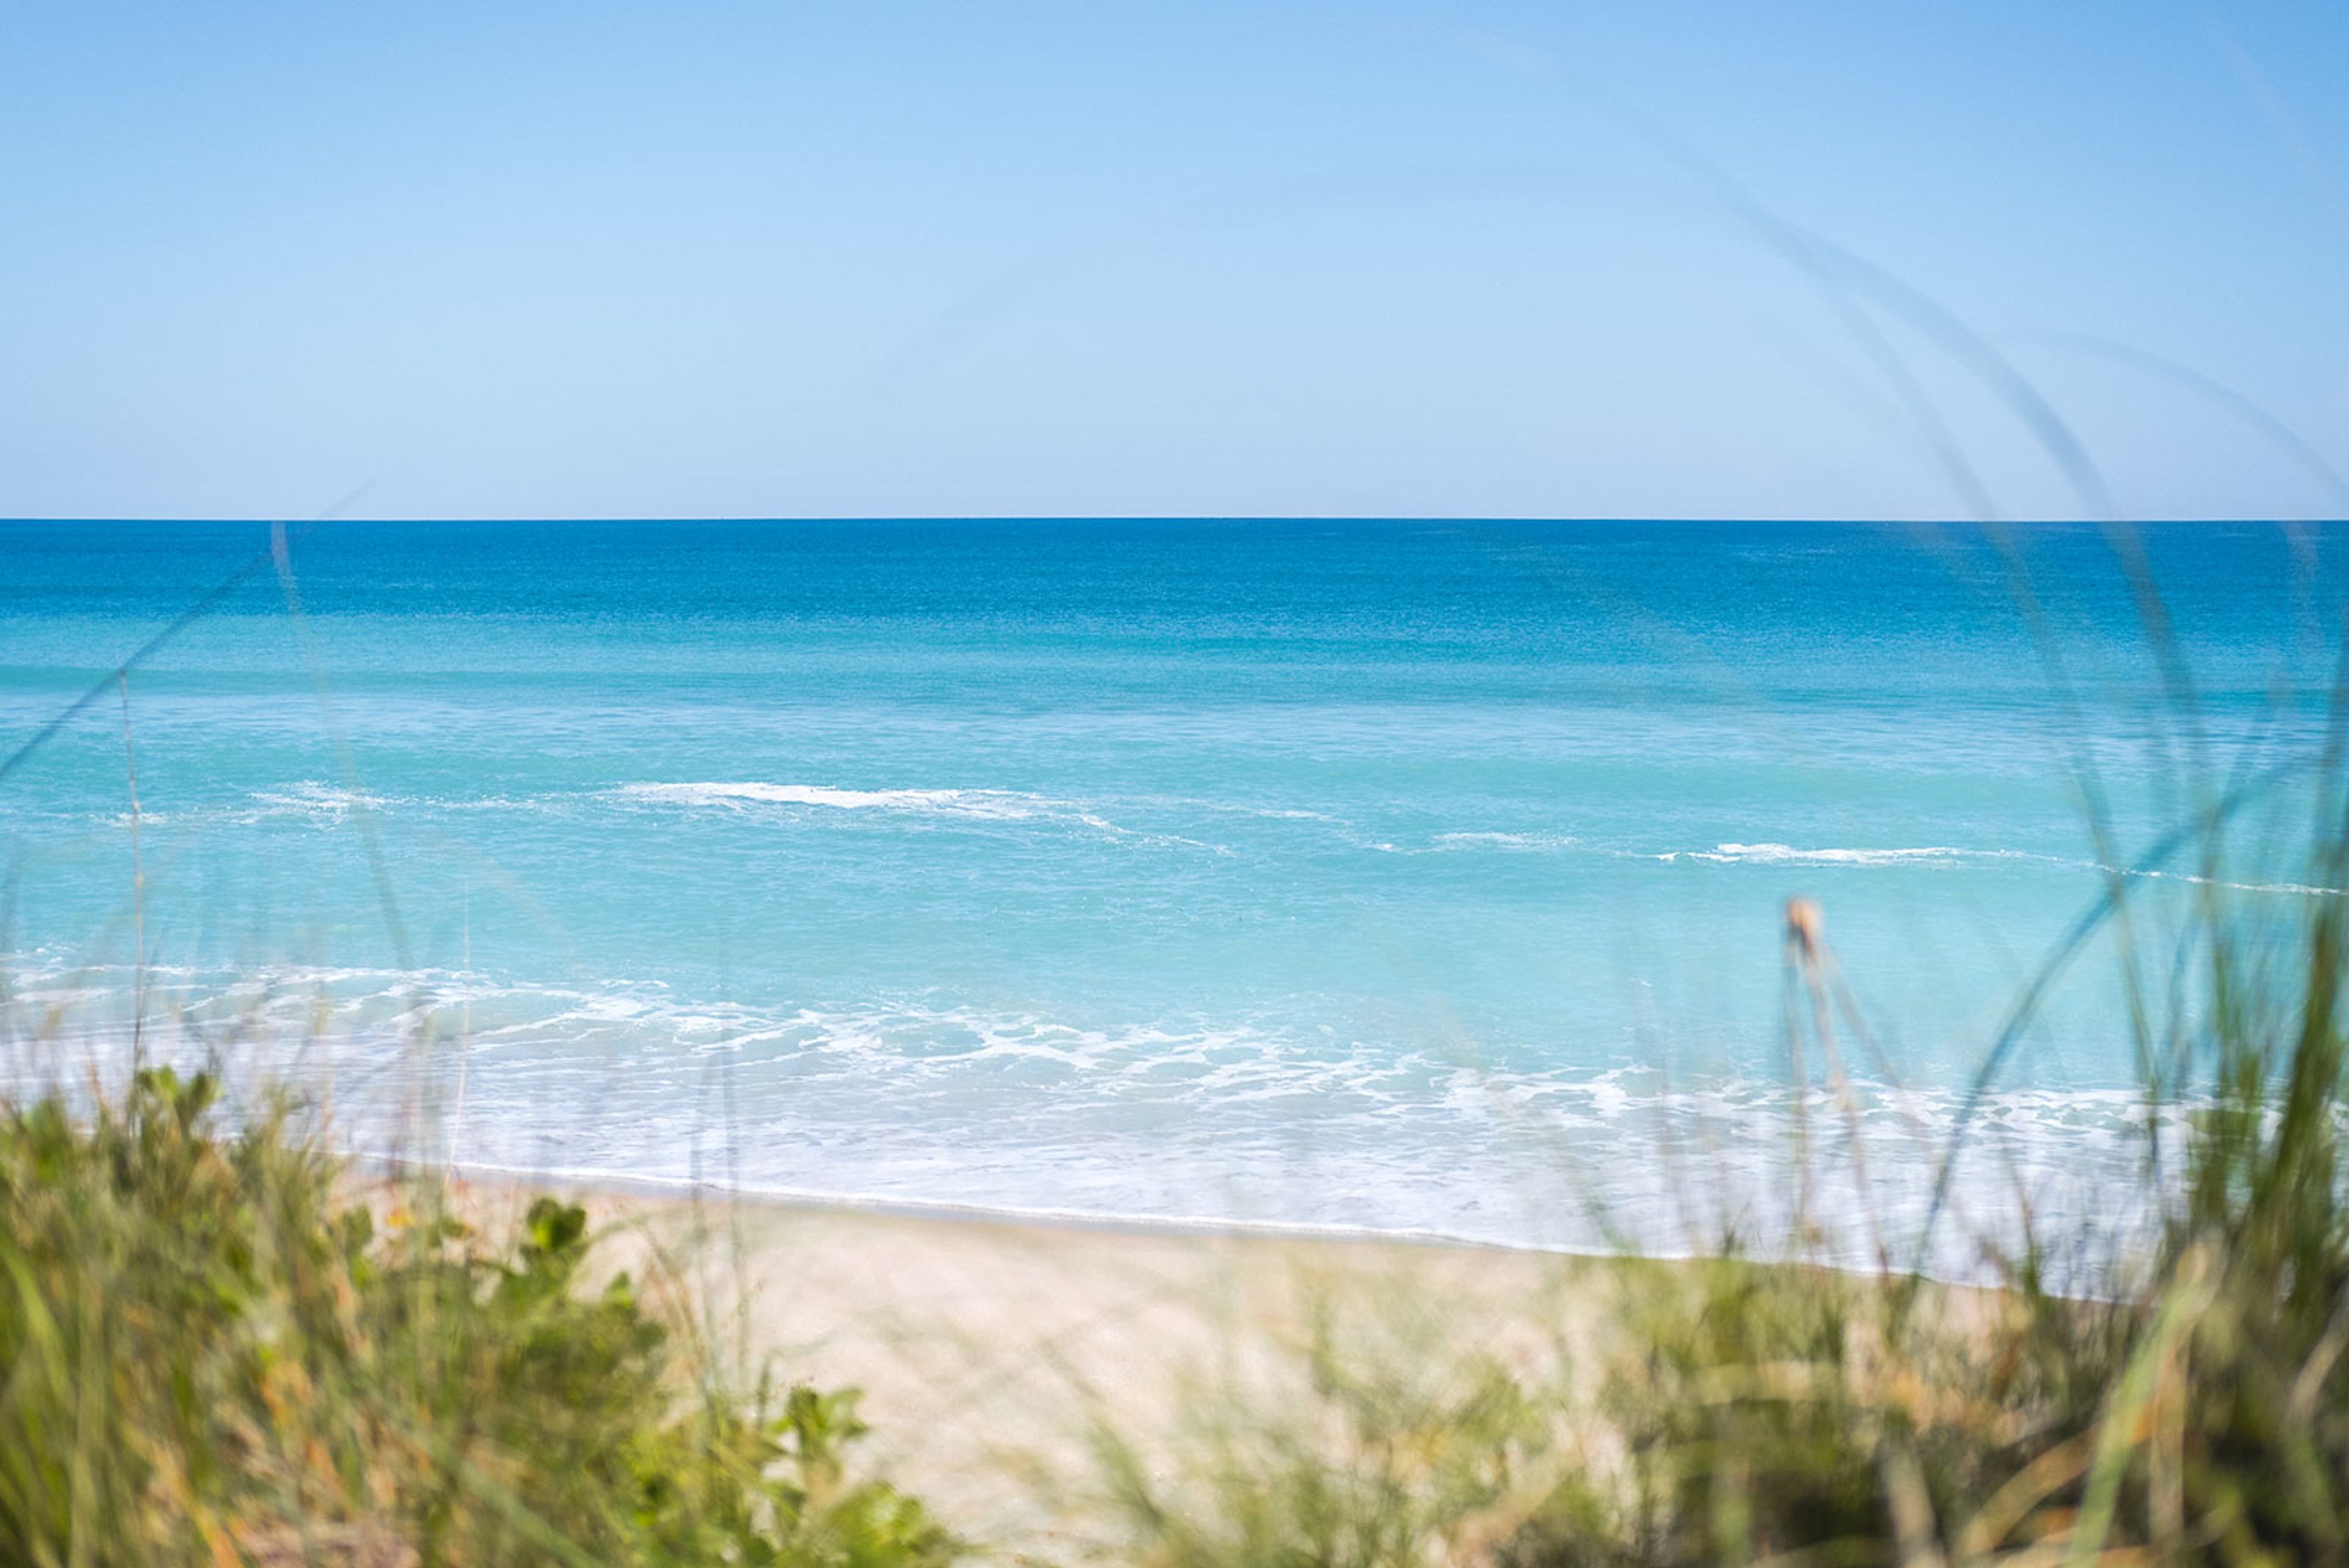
[0,1065,957,1567]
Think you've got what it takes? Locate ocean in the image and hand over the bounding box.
[0,518,2337,1263]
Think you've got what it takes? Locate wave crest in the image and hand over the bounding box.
[613,782,1043,819]
[1685,842,2024,867]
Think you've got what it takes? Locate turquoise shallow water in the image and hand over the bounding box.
[0,519,2339,1258]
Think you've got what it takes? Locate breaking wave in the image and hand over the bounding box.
[0,955,2202,1281]
[612,781,1048,819]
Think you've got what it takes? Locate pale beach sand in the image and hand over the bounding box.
[436,1175,1611,1554]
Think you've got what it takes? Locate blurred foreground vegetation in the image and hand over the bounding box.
[0,1066,956,1567]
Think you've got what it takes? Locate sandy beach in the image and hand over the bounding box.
[438,1175,1609,1553]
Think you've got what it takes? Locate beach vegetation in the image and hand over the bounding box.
[0,1063,957,1567]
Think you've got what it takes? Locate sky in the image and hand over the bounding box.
[2,1,2347,522]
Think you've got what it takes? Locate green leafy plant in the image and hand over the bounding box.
[0,1066,957,1567]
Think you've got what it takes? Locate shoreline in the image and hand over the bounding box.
[391,1153,2051,1284]
[421,1154,1627,1259]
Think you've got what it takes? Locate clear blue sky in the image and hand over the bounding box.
[2,1,2346,521]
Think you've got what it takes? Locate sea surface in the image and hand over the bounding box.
[0,519,2339,1265]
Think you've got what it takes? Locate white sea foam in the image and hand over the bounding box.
[242,781,406,821]
[0,952,2211,1280]
[1431,831,1581,852]
[606,780,1236,852]
[1684,842,2032,867]
[2130,867,2345,897]
[614,781,1044,819]
[1638,841,2340,897]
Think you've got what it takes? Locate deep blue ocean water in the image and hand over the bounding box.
[0,519,2339,1258]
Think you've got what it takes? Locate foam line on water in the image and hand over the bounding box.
[1635,841,2341,894]
[0,955,2207,1281]
[606,780,1234,850]
[427,1154,1601,1257]
[34,784,2340,897]
[613,781,1045,818]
